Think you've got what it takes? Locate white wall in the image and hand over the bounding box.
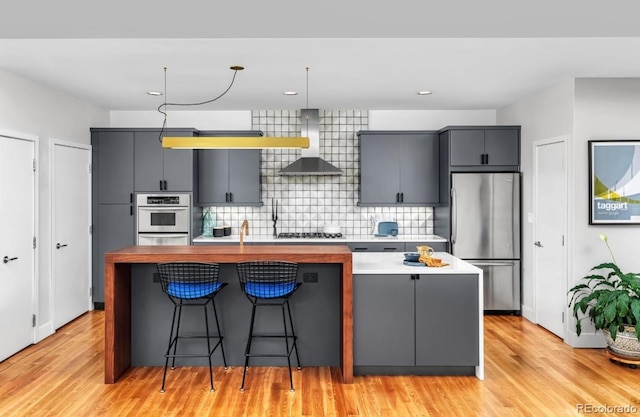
[0,69,109,341]
[567,78,640,346]
[497,79,575,324]
[499,77,640,348]
[110,110,251,129]
[369,110,496,130]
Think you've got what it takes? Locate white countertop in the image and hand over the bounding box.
[193,234,447,244]
[352,252,482,275]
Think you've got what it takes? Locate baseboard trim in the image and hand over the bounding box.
[35,321,54,343]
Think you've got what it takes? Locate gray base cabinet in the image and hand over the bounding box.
[415,274,478,366]
[94,204,134,304]
[358,131,439,206]
[353,274,415,366]
[354,273,479,370]
[347,242,404,252]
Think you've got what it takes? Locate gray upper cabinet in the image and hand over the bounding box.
[93,130,134,204]
[197,130,262,206]
[444,126,520,171]
[134,129,197,192]
[358,131,439,206]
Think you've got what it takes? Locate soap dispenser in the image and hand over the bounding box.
[202,208,215,237]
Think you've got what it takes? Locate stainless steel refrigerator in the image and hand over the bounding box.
[450,172,521,312]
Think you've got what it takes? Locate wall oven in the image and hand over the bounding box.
[136,193,191,245]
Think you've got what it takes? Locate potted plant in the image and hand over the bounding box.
[568,234,640,358]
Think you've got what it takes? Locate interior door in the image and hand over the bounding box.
[0,134,35,361]
[52,141,91,329]
[534,137,567,338]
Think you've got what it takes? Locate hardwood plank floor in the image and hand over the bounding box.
[1,312,638,416]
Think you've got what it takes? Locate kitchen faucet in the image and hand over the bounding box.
[239,219,250,246]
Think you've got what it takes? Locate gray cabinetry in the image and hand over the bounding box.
[353,274,414,366]
[415,274,478,366]
[197,131,262,206]
[353,273,479,371]
[91,128,136,307]
[405,241,448,253]
[358,131,439,206]
[134,129,197,192]
[347,242,404,252]
[443,126,520,171]
[94,204,134,305]
[94,130,134,204]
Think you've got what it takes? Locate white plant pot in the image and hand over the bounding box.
[603,326,640,358]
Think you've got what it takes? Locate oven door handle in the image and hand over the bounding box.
[138,233,189,238]
[137,206,189,211]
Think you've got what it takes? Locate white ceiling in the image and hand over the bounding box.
[2,1,640,112]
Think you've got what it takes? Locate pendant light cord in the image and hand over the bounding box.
[157,67,242,143]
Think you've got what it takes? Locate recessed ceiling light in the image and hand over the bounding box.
[417,91,432,96]
[147,91,163,96]
[283,91,298,96]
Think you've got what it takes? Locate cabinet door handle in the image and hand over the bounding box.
[130,193,133,203]
[352,247,368,252]
[400,192,404,203]
[485,154,489,164]
[229,192,233,202]
[130,205,133,216]
[396,192,399,203]
[164,180,168,190]
[383,247,399,251]
[225,192,229,202]
[159,180,164,190]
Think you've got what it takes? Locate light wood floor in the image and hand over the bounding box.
[1,312,638,417]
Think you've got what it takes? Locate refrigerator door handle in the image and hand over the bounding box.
[451,187,457,244]
[470,261,517,267]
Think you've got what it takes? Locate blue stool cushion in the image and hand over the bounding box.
[167,281,222,299]
[245,282,296,298]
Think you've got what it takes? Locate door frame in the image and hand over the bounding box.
[532,135,568,339]
[0,128,39,345]
[49,138,92,332]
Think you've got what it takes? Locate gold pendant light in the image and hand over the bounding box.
[159,66,309,150]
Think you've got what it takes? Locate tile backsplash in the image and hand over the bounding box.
[206,109,433,236]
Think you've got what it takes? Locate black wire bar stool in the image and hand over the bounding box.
[236,261,302,392]
[156,262,228,393]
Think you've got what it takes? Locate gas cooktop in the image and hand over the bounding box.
[277,232,343,239]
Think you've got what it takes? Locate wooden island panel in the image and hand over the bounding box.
[104,245,353,384]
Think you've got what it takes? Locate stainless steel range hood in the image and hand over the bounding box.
[279,109,343,176]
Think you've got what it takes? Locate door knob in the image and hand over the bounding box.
[3,256,18,263]
[56,243,68,249]
[534,241,543,247]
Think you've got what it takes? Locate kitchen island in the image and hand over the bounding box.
[103,245,353,384]
[352,252,484,379]
[104,245,483,385]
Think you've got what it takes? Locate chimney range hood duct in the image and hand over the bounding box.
[279,109,343,176]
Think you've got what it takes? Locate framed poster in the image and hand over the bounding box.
[589,140,640,224]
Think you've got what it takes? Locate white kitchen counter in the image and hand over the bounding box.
[193,234,447,244]
[352,251,481,275]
